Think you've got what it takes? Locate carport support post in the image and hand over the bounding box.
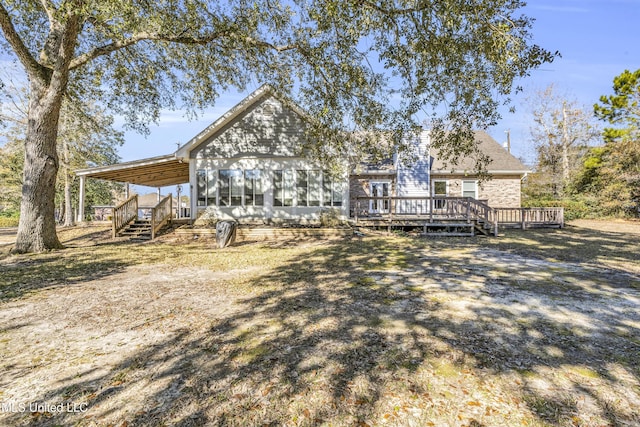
[77,176,86,223]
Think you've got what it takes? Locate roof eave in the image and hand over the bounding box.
[75,154,179,176]
[430,169,530,175]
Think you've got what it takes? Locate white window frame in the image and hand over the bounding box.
[369,180,391,214]
[462,180,478,199]
[432,179,448,210]
[323,172,344,207]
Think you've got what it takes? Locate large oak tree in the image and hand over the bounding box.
[0,0,556,252]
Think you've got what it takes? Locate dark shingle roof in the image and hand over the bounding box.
[431,131,529,174]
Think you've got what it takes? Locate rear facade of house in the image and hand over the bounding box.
[77,85,529,224]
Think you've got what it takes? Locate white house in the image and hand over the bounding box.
[76,85,530,227]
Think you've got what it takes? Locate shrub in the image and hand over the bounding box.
[0,216,20,227]
[319,208,343,227]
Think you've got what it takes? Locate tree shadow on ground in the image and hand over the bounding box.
[5,233,640,426]
[0,248,131,302]
[486,225,640,276]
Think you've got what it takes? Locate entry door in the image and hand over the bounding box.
[370,182,390,214]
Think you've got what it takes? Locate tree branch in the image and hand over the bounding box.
[38,0,56,22]
[69,30,297,70]
[353,0,426,16]
[0,3,46,80]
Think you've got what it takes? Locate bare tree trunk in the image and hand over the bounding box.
[561,103,570,188]
[59,197,64,224]
[62,138,75,227]
[13,78,64,253]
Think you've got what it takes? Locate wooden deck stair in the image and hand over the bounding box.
[119,219,153,240]
[112,194,173,241]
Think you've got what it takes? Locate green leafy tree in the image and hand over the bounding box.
[0,66,123,225]
[55,101,123,225]
[0,0,556,252]
[583,69,640,216]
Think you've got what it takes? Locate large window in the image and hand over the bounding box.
[308,170,322,206]
[207,170,217,206]
[219,170,243,206]
[295,170,322,207]
[244,170,264,206]
[323,174,343,207]
[296,170,308,206]
[273,170,294,206]
[462,180,477,199]
[196,169,207,207]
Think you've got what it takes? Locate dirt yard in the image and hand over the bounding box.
[0,221,639,426]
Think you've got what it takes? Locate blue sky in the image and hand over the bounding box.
[118,0,640,168]
[490,0,640,160]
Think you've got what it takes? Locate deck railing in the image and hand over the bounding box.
[353,196,499,235]
[494,207,564,229]
[150,194,173,239]
[112,194,138,238]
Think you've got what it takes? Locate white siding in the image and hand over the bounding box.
[397,130,430,197]
[190,95,307,159]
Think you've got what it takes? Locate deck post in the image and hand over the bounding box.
[388,194,393,233]
[77,176,86,223]
[465,198,470,223]
[151,206,156,240]
[429,196,433,223]
[111,210,116,239]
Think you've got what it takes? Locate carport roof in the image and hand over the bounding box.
[75,154,189,187]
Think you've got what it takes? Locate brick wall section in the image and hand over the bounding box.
[431,174,523,208]
[479,176,522,208]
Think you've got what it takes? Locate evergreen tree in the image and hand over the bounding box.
[581,69,640,217]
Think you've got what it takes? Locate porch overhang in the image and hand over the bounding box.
[75,154,189,187]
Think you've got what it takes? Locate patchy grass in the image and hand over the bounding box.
[0,222,639,426]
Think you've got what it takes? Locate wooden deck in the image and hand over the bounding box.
[494,207,564,229]
[351,196,564,236]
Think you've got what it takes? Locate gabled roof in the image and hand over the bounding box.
[431,131,529,175]
[175,84,309,158]
[75,85,306,186]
